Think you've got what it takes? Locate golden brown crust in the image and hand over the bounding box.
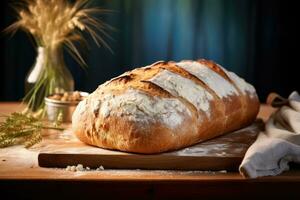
[199,59,260,129]
[72,59,260,154]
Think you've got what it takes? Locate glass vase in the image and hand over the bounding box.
[25,46,74,112]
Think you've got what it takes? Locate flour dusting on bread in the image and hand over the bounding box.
[149,69,213,117]
[218,66,256,97]
[176,61,239,99]
[96,89,191,129]
[72,59,259,154]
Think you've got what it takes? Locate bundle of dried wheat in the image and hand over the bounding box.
[6,0,113,64]
[1,0,113,148]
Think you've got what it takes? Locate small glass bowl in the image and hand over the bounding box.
[45,91,89,123]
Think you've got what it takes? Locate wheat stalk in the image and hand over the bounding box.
[0,0,113,148]
[5,0,113,65]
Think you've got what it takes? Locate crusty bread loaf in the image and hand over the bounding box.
[72,59,259,154]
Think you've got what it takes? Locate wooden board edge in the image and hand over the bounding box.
[38,153,243,171]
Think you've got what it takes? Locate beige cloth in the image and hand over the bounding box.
[239,91,300,178]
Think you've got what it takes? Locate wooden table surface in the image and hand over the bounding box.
[0,102,299,199]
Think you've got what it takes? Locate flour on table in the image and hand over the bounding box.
[175,143,229,156]
[65,164,104,172]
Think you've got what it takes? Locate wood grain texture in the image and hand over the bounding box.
[38,120,263,170]
[1,103,300,199]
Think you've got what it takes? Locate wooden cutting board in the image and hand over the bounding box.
[38,120,264,171]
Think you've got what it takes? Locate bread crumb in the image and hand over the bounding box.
[70,166,76,172]
[76,164,84,171]
[96,166,105,171]
[65,164,104,172]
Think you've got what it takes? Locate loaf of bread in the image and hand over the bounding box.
[72,59,259,154]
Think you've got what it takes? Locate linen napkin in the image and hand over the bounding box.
[239,91,300,178]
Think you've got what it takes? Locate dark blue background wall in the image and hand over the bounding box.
[1,0,299,101]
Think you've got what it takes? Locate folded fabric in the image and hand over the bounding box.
[239,91,300,178]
